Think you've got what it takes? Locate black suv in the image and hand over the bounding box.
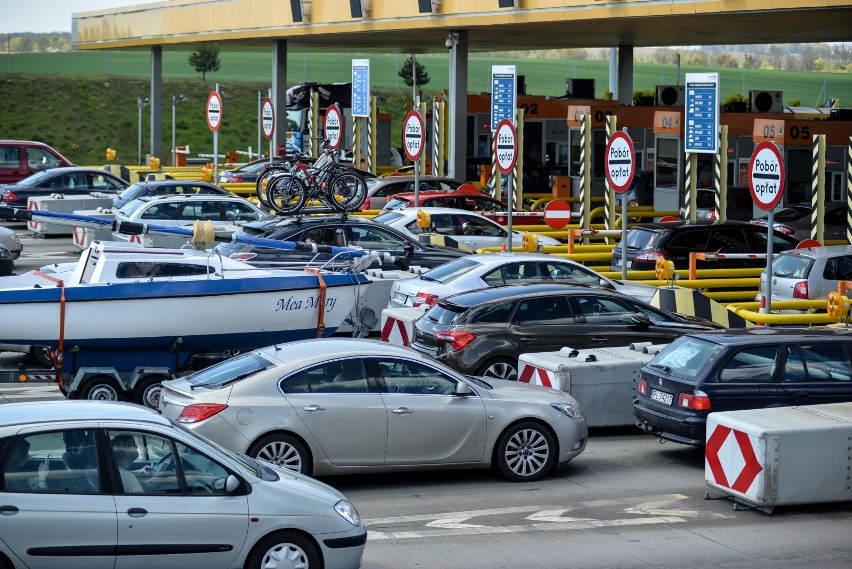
[633,328,852,446]
[411,283,721,381]
[611,220,800,272]
[215,215,466,270]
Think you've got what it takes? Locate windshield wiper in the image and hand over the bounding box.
[649,363,671,374]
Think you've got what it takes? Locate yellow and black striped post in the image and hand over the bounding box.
[811,134,826,243]
[308,91,319,157]
[515,108,524,208]
[579,112,592,243]
[684,152,697,222]
[432,98,441,176]
[716,125,729,222]
[418,101,428,173]
[847,136,852,244]
[604,115,617,238]
[367,95,377,175]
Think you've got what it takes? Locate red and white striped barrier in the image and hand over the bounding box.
[379,306,427,347]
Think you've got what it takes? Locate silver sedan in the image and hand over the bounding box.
[159,338,587,482]
[389,252,659,308]
[0,226,22,260]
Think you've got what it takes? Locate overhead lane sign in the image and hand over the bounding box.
[491,65,516,132]
[685,72,719,154]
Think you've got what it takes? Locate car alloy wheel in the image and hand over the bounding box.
[251,434,309,474]
[495,422,556,481]
[478,357,518,381]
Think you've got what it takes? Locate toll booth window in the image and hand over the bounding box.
[593,130,605,178]
[655,138,679,189]
[569,130,581,176]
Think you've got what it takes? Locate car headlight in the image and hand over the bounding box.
[0,249,10,259]
[334,500,362,526]
[551,402,583,420]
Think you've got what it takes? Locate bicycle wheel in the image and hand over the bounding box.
[329,172,367,212]
[269,175,307,215]
[256,165,290,209]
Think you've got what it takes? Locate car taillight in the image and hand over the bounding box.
[435,330,476,351]
[637,379,648,396]
[2,190,17,203]
[678,390,711,411]
[413,292,439,307]
[628,199,638,207]
[793,281,808,299]
[178,403,228,423]
[634,251,665,262]
[229,176,244,183]
[704,210,717,221]
[775,224,796,236]
[229,252,257,261]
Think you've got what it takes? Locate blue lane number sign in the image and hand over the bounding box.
[494,119,518,176]
[604,131,636,193]
[403,110,424,162]
[324,104,343,150]
[749,141,784,211]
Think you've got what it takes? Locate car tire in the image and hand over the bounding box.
[79,376,123,402]
[133,375,168,409]
[476,357,518,381]
[30,346,53,368]
[494,421,556,482]
[247,531,320,569]
[249,434,311,475]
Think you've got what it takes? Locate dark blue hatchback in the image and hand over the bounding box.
[633,328,852,446]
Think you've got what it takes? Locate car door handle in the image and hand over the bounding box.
[0,505,19,515]
[127,508,148,517]
[519,337,539,343]
[590,337,608,343]
[392,407,413,415]
[303,405,325,412]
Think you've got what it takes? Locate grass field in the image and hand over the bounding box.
[0,50,849,166]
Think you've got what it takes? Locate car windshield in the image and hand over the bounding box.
[624,228,663,251]
[383,197,412,211]
[118,199,149,217]
[185,352,274,389]
[17,171,53,186]
[171,421,260,477]
[650,336,723,378]
[421,258,481,283]
[771,254,813,279]
[372,212,405,224]
[425,302,467,324]
[117,184,144,201]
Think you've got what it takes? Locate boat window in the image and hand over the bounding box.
[116,262,214,279]
[185,353,274,389]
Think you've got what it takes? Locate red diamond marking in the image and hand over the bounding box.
[705,424,731,487]
[731,429,763,493]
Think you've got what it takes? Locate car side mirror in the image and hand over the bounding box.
[628,312,652,328]
[225,474,240,493]
[598,278,614,289]
[455,382,473,396]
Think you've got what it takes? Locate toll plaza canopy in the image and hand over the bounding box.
[73,0,851,51]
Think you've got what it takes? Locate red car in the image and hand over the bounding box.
[379,185,545,225]
[0,140,74,185]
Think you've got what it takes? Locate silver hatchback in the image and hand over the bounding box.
[0,401,366,569]
[757,245,852,305]
[159,338,588,482]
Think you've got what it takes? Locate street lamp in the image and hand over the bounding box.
[137,96,149,166]
[171,93,184,166]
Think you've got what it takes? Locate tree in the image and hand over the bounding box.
[397,55,430,88]
[188,45,221,82]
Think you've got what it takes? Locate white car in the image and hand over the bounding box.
[390,252,659,308]
[373,207,561,252]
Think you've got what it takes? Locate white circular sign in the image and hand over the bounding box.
[403,111,424,161]
[324,104,343,150]
[206,91,222,132]
[261,97,275,141]
[604,132,636,193]
[749,141,785,211]
[494,119,517,176]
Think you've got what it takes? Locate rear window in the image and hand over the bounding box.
[420,258,480,283]
[118,199,147,217]
[185,352,274,389]
[383,198,411,211]
[649,337,723,379]
[624,228,663,251]
[771,254,813,279]
[424,302,467,325]
[372,211,405,224]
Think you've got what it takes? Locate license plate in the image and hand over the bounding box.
[393,292,409,304]
[614,258,622,267]
[650,389,673,406]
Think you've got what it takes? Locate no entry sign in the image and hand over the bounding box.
[605,131,635,193]
[206,91,222,132]
[261,97,275,141]
[494,119,517,176]
[749,141,785,211]
[403,110,424,161]
[543,200,572,230]
[325,104,343,150]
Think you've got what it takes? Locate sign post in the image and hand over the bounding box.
[749,141,785,314]
[495,119,518,252]
[261,97,275,165]
[403,110,425,204]
[605,131,636,280]
[324,104,343,151]
[206,87,223,181]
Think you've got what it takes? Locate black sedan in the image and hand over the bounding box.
[633,328,852,446]
[215,215,467,271]
[411,283,721,381]
[112,180,233,209]
[0,167,128,209]
[218,159,271,184]
[0,244,13,276]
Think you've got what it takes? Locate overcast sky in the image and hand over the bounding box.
[0,1,161,34]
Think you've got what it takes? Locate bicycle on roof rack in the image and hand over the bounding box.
[255,139,367,215]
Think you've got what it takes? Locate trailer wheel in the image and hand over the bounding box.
[79,376,123,402]
[134,375,169,409]
[30,346,53,368]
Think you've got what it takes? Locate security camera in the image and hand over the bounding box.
[445,36,454,49]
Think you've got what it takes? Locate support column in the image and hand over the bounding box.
[272,40,288,156]
[447,31,468,180]
[617,45,634,106]
[149,46,163,161]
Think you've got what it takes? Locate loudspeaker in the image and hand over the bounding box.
[566,78,595,99]
[418,0,441,12]
[498,0,520,7]
[749,90,783,113]
[656,85,684,107]
[829,108,852,121]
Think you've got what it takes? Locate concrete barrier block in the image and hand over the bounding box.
[28,194,117,236]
